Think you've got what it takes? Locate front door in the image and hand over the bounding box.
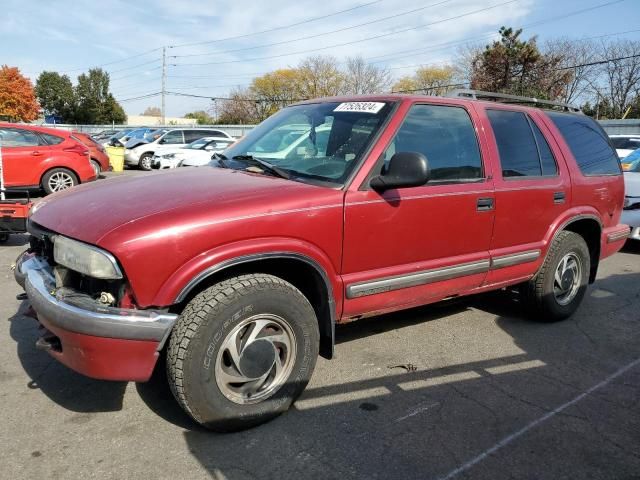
[0,127,47,188]
[342,102,495,319]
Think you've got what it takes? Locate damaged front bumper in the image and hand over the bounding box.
[15,251,178,381]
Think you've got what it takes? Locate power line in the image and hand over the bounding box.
[110,66,162,82]
[171,0,520,67]
[108,58,159,75]
[119,92,162,102]
[168,0,384,49]
[170,0,455,59]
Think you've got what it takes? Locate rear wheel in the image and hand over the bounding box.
[90,159,101,176]
[42,168,78,195]
[167,273,319,432]
[523,231,590,322]
[139,153,153,171]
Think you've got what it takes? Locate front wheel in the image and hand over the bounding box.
[139,153,153,171]
[167,273,319,431]
[42,168,78,195]
[523,231,590,322]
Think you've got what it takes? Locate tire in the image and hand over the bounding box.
[523,231,590,322]
[42,168,79,195]
[90,159,101,176]
[167,273,319,432]
[0,233,9,243]
[139,153,153,171]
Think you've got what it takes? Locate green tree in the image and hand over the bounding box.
[470,27,571,99]
[185,110,216,124]
[74,68,126,124]
[35,71,75,121]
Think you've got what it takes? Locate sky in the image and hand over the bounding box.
[2,0,640,119]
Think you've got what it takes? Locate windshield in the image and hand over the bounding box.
[223,101,394,185]
[186,138,211,149]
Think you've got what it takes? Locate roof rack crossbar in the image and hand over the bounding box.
[446,89,581,113]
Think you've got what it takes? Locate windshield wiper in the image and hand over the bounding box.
[231,155,291,179]
[212,152,230,168]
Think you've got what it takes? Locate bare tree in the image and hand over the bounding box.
[453,43,483,86]
[296,55,346,98]
[343,56,392,94]
[142,106,161,117]
[597,39,640,117]
[543,38,599,105]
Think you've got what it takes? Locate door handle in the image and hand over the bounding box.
[31,151,43,156]
[553,191,566,204]
[477,197,494,211]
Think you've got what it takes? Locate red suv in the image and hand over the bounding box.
[15,92,629,431]
[71,131,111,176]
[0,123,96,194]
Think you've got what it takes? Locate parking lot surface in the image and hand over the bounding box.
[1,173,639,480]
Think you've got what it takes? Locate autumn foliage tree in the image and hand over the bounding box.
[392,65,458,95]
[0,66,39,122]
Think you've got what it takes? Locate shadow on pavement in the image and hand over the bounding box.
[9,301,127,413]
[8,268,640,479]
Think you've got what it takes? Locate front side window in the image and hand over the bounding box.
[381,104,483,182]
[161,130,184,144]
[547,112,620,176]
[224,101,394,185]
[0,128,42,147]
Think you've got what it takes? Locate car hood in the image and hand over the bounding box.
[124,138,150,149]
[624,172,640,196]
[30,167,337,245]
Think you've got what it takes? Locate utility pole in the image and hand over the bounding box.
[161,46,166,125]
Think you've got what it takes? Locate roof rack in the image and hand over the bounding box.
[446,89,581,113]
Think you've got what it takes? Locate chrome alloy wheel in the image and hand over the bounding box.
[48,172,75,192]
[215,314,297,405]
[553,253,582,306]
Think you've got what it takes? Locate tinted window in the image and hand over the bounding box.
[548,112,620,175]
[384,104,482,182]
[40,133,64,145]
[530,120,558,176]
[204,130,228,138]
[161,130,184,144]
[184,130,207,143]
[0,128,42,147]
[487,110,541,177]
[610,137,640,149]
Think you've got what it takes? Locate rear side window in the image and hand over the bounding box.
[40,133,64,145]
[547,112,620,176]
[161,130,184,144]
[487,110,558,178]
[0,128,42,147]
[610,137,640,150]
[384,104,483,182]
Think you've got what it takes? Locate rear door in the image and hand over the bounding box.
[342,101,495,318]
[480,107,571,286]
[0,128,48,188]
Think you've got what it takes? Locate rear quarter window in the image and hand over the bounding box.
[40,133,65,145]
[547,112,621,176]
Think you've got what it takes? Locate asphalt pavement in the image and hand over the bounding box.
[0,175,638,479]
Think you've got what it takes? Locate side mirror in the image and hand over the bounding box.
[369,152,429,191]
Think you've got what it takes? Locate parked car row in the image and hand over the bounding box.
[123,127,233,170]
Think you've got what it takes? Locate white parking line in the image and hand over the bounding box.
[436,357,640,480]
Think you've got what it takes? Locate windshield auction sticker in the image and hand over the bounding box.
[334,102,385,114]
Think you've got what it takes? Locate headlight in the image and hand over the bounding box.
[53,235,123,279]
[164,153,176,159]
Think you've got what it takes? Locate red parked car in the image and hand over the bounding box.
[15,92,629,431]
[0,123,96,194]
[71,131,111,175]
